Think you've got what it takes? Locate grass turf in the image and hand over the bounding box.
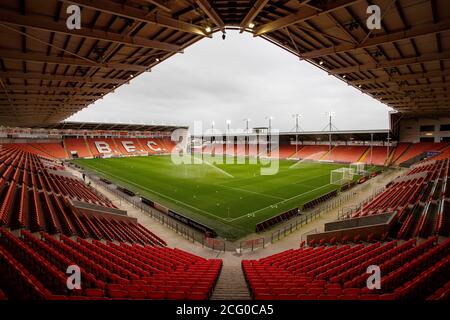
[73,155,374,240]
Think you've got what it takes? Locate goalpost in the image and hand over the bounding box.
[330,168,354,185]
[350,162,366,175]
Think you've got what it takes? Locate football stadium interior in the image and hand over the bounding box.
[0,0,450,305]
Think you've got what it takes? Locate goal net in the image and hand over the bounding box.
[350,162,366,175]
[330,168,354,185]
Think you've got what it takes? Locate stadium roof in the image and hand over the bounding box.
[202,129,390,141]
[38,121,187,132]
[0,0,449,127]
[282,129,390,141]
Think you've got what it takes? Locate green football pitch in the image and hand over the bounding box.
[73,156,371,240]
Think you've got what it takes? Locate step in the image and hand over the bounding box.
[211,265,251,300]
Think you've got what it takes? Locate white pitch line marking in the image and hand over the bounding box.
[192,155,235,178]
[218,184,286,200]
[78,162,232,223]
[227,183,333,222]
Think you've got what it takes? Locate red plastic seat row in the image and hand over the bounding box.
[1,229,221,299]
[243,239,450,300]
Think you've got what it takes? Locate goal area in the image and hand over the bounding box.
[330,168,354,185]
[350,162,366,175]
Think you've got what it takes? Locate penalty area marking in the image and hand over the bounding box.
[290,172,330,186]
[227,183,334,223]
[77,162,232,223]
[217,184,286,200]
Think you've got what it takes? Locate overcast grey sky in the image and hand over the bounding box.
[69,30,393,132]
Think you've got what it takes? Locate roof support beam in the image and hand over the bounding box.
[61,0,204,36]
[364,85,450,96]
[0,49,148,72]
[387,100,450,105]
[329,51,450,74]
[194,0,225,31]
[0,100,93,105]
[394,109,450,113]
[0,94,98,100]
[239,0,270,32]
[142,0,172,13]
[0,71,124,84]
[375,94,450,101]
[0,111,82,115]
[392,82,448,91]
[0,113,60,116]
[394,108,448,111]
[3,85,111,93]
[0,101,85,106]
[396,106,449,113]
[301,19,450,59]
[350,69,450,85]
[254,0,362,36]
[0,103,86,107]
[0,9,182,52]
[384,97,450,104]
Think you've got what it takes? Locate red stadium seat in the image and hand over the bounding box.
[242,238,450,300]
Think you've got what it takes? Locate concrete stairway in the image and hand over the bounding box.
[211,265,252,300]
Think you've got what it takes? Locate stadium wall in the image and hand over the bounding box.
[399,116,450,143]
[306,212,396,244]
